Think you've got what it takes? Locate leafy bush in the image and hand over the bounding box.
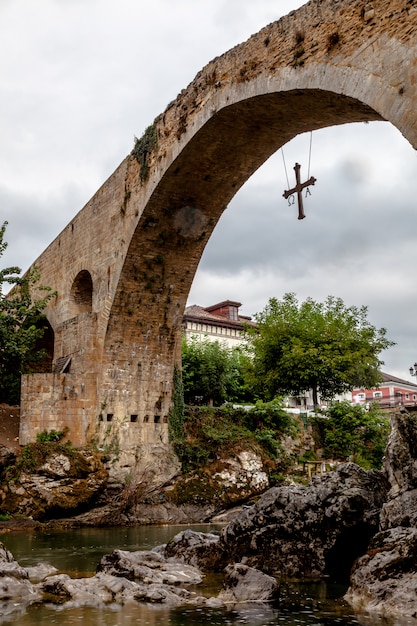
[36,428,68,443]
[241,398,299,436]
[174,401,299,472]
[311,401,390,469]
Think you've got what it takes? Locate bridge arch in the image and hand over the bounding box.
[70,270,93,316]
[20,0,417,478]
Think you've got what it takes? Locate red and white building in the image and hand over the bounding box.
[352,372,417,408]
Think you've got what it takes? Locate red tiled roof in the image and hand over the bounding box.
[183,304,256,330]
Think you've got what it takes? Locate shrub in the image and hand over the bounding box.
[311,401,390,469]
[36,428,68,443]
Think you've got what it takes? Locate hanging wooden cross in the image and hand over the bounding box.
[283,162,317,220]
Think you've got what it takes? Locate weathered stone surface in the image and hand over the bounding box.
[380,412,417,529]
[0,444,15,474]
[26,562,58,583]
[218,563,279,604]
[345,527,417,618]
[219,463,388,580]
[2,448,108,520]
[0,539,211,612]
[96,548,203,585]
[165,451,270,511]
[40,572,157,607]
[0,541,40,620]
[344,412,417,619]
[380,488,417,529]
[383,412,417,495]
[40,548,281,610]
[41,557,208,608]
[163,529,226,572]
[213,451,269,493]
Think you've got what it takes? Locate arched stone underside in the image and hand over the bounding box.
[20,0,417,479]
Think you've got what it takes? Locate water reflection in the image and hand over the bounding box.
[4,599,416,626]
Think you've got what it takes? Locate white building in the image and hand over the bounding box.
[182,300,255,348]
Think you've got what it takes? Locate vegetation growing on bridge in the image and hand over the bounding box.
[132,123,158,182]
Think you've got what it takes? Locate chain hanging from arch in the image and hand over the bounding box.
[282,131,317,220]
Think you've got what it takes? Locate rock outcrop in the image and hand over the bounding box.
[219,463,388,581]
[163,528,226,571]
[345,412,417,619]
[161,463,389,584]
[345,526,417,619]
[1,447,108,520]
[96,548,204,586]
[380,411,417,529]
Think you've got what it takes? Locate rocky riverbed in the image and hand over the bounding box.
[0,409,417,622]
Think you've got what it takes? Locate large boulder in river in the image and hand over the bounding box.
[219,462,388,581]
[1,444,108,520]
[96,548,204,585]
[345,411,417,619]
[218,563,279,604]
[163,528,226,571]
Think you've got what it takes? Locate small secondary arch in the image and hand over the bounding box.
[69,270,93,316]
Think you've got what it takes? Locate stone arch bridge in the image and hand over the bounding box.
[20,0,417,479]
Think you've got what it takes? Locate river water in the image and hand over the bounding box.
[0,524,412,626]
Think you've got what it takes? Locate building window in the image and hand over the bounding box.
[130,414,138,423]
[374,392,382,399]
[229,306,238,321]
[406,393,409,400]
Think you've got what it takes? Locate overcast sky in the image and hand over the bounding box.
[1,0,417,382]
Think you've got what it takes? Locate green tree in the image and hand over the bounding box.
[245,293,394,407]
[181,335,253,406]
[0,221,56,404]
[312,400,390,469]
